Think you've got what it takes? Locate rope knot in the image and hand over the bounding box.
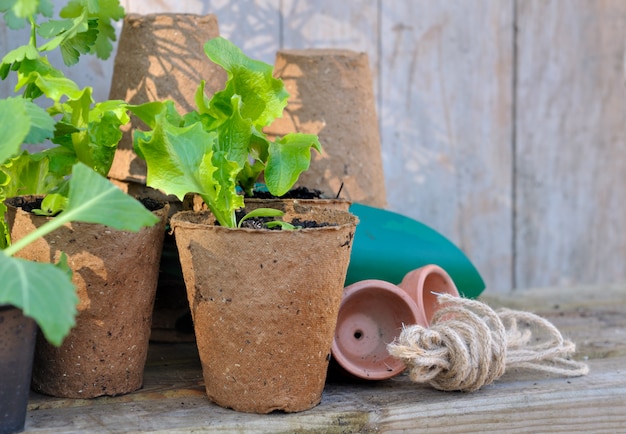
[387,294,588,392]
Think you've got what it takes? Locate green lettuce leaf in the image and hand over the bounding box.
[134,109,243,228]
[0,251,77,346]
[203,37,289,129]
[265,134,322,196]
[0,151,63,198]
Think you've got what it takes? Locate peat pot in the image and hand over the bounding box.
[0,305,37,434]
[5,196,169,398]
[170,205,358,413]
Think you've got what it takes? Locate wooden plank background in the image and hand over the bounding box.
[1,0,625,293]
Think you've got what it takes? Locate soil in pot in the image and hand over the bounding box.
[183,187,351,214]
[5,196,169,398]
[170,205,358,413]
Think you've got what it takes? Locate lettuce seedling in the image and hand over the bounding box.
[0,98,159,346]
[0,0,159,346]
[1,0,130,217]
[133,37,322,228]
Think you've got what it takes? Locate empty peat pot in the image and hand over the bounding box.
[398,264,460,324]
[331,279,424,380]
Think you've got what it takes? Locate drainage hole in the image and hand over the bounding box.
[354,330,363,340]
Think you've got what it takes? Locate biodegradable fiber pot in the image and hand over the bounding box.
[398,264,460,324]
[331,280,424,380]
[108,13,226,185]
[0,306,37,434]
[170,205,358,413]
[266,49,387,208]
[5,197,169,398]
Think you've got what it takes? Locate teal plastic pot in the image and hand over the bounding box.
[346,204,485,298]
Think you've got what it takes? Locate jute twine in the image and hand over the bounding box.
[387,294,589,392]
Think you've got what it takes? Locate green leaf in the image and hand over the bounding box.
[129,100,183,130]
[265,134,322,196]
[0,151,64,198]
[1,44,39,65]
[0,0,16,10]
[0,251,78,346]
[60,0,124,61]
[0,98,30,163]
[0,97,54,165]
[237,207,284,228]
[33,192,67,215]
[59,21,98,66]
[4,162,160,258]
[10,0,37,18]
[215,95,253,168]
[1,8,26,30]
[0,202,9,249]
[194,80,211,115]
[37,0,53,16]
[265,220,298,230]
[239,128,271,195]
[62,162,160,230]
[23,99,56,144]
[37,17,76,41]
[35,146,78,179]
[15,58,83,102]
[52,93,127,176]
[204,37,289,128]
[86,110,123,173]
[134,110,243,227]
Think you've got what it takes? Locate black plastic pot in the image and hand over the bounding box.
[0,305,37,434]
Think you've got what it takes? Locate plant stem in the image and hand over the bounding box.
[29,16,38,50]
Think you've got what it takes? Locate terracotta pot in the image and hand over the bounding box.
[170,205,358,413]
[0,305,37,434]
[398,264,460,325]
[5,197,169,398]
[331,280,423,380]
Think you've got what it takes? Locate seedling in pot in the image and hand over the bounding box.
[0,0,159,346]
[133,37,322,228]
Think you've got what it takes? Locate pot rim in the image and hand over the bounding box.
[169,208,359,233]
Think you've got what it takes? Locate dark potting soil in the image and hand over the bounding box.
[234,209,332,230]
[8,196,44,213]
[250,186,325,200]
[9,196,165,214]
[237,186,335,229]
[140,197,165,212]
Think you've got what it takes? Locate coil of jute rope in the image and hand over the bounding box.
[387,293,589,392]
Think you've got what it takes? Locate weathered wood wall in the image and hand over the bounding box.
[2,0,625,293]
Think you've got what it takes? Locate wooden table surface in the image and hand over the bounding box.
[23,284,626,433]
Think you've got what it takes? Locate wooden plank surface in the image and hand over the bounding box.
[24,284,626,433]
